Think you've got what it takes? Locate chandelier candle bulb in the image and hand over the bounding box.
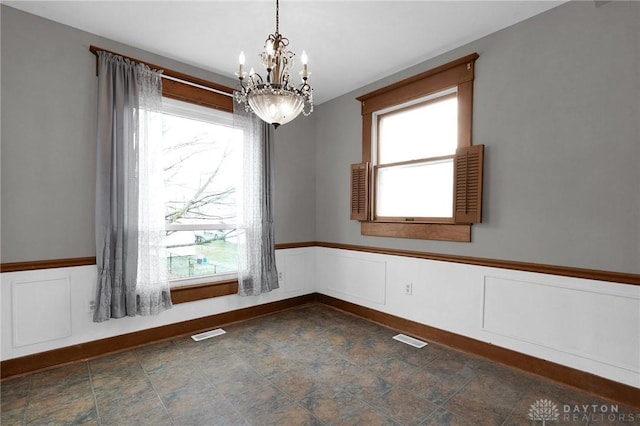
[237,51,245,78]
[300,50,309,79]
[265,40,274,67]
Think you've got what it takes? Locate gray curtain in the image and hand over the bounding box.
[94,51,171,322]
[234,106,279,296]
[255,123,279,294]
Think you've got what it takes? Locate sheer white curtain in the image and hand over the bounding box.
[234,105,279,296]
[94,51,171,322]
[135,66,172,316]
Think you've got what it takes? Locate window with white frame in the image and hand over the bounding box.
[161,98,242,285]
[374,88,458,221]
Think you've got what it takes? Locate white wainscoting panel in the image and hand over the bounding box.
[2,247,316,362]
[282,251,310,293]
[314,247,640,388]
[482,275,640,373]
[3,247,639,390]
[319,252,387,305]
[11,277,72,348]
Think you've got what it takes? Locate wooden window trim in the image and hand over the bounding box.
[357,53,478,115]
[361,222,471,242]
[354,53,480,241]
[171,279,238,304]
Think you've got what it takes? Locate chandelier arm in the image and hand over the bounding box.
[300,82,311,92]
[253,73,264,85]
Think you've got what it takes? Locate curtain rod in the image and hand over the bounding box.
[89,45,234,99]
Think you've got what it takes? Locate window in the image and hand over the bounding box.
[89,46,238,301]
[352,53,483,242]
[161,99,242,285]
[375,89,458,221]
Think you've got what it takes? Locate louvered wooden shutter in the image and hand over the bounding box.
[454,145,484,223]
[350,162,370,221]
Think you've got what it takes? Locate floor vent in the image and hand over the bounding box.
[191,328,226,342]
[393,334,428,348]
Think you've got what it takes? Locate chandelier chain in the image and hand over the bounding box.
[276,0,280,34]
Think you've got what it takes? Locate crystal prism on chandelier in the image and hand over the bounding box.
[234,0,313,128]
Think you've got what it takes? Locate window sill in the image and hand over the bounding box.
[361,221,471,242]
[171,279,238,304]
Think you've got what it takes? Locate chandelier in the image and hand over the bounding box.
[234,0,313,128]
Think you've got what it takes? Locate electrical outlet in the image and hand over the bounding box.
[89,300,96,313]
[278,271,284,284]
[403,283,413,295]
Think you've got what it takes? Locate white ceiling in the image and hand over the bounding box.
[4,1,566,104]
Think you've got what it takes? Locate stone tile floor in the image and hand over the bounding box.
[1,304,638,425]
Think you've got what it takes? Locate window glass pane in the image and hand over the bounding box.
[164,230,238,279]
[162,106,242,227]
[161,99,242,282]
[378,95,457,164]
[376,159,454,218]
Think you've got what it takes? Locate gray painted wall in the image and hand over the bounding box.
[314,1,640,274]
[0,5,315,262]
[273,114,317,243]
[2,2,639,274]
